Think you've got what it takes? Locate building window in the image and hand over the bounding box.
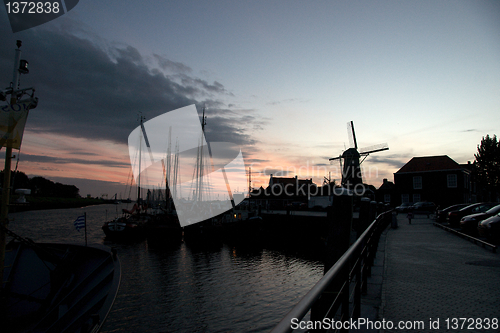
[413,176,422,189]
[447,174,457,188]
[401,194,409,203]
[413,194,421,203]
[384,194,391,203]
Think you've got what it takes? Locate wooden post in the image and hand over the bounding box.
[84,212,88,246]
[311,192,352,327]
[0,146,12,287]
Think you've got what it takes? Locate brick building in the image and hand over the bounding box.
[394,155,472,208]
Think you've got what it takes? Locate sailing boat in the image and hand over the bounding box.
[101,114,150,241]
[218,168,263,241]
[1,41,121,333]
[182,108,224,241]
[181,107,255,242]
[143,127,183,244]
[121,105,249,242]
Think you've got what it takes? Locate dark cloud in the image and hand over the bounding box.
[244,158,271,164]
[199,105,268,148]
[179,75,234,97]
[153,54,192,74]
[19,153,130,168]
[0,18,257,149]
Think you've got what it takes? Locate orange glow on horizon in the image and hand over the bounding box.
[17,131,132,185]
[13,130,395,195]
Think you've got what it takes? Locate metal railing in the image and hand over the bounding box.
[271,210,393,333]
[433,222,497,253]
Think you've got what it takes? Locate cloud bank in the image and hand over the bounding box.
[0,18,261,150]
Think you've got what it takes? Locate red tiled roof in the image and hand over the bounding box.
[395,155,461,174]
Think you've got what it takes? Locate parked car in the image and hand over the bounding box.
[460,204,500,233]
[410,202,437,213]
[447,203,498,227]
[477,213,500,241]
[436,203,469,222]
[395,202,413,213]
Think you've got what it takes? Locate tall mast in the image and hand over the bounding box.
[248,167,252,197]
[201,106,206,132]
[197,107,207,202]
[166,126,172,210]
[137,113,145,203]
[173,140,179,200]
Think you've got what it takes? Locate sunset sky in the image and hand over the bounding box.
[1,0,499,199]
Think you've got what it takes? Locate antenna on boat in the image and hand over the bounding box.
[201,105,206,132]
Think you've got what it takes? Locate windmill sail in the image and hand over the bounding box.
[359,143,389,155]
[347,121,358,149]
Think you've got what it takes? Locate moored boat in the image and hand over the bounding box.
[0,40,121,333]
[102,216,147,240]
[101,203,150,241]
[144,210,183,244]
[220,199,263,241]
[2,239,121,333]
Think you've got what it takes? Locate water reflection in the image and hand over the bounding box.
[8,204,323,332]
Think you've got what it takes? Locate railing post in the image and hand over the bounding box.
[353,247,362,319]
[362,245,369,295]
[369,200,377,221]
[311,192,352,329]
[358,197,370,238]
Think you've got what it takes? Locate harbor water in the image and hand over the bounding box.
[7,203,324,332]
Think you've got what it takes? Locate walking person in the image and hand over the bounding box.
[407,211,414,224]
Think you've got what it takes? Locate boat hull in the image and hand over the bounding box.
[1,242,121,333]
[144,213,183,244]
[102,216,146,241]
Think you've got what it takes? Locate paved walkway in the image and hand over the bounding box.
[379,214,500,332]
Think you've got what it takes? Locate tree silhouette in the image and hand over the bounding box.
[474,134,499,201]
[0,172,80,198]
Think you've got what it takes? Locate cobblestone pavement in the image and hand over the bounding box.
[379,214,500,333]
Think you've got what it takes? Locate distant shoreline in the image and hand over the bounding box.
[6,196,120,213]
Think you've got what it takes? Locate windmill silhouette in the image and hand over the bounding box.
[329,121,388,190]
